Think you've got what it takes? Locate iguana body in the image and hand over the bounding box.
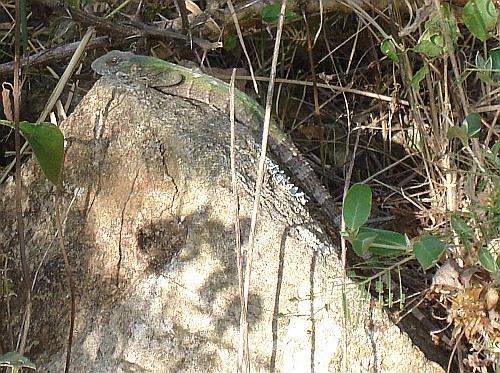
[91,50,340,227]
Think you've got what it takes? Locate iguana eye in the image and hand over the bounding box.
[108,57,119,66]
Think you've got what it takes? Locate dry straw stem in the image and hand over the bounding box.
[222,75,410,105]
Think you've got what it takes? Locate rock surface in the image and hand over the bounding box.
[0,78,444,372]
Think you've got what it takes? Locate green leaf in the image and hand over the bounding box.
[490,49,500,85]
[261,5,298,24]
[479,247,498,272]
[490,49,500,69]
[413,236,445,269]
[343,183,372,230]
[411,64,429,91]
[451,214,471,236]
[351,230,378,256]
[413,38,444,58]
[463,0,498,42]
[380,39,399,63]
[0,352,36,369]
[359,228,410,246]
[0,120,64,186]
[447,125,469,146]
[462,112,482,138]
[359,227,410,256]
[492,139,500,154]
[20,121,64,186]
[349,227,411,257]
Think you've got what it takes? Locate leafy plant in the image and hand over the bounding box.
[413,3,460,58]
[342,183,445,270]
[341,183,444,310]
[382,1,499,92]
[474,49,500,86]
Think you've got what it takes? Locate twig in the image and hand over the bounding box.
[55,187,75,373]
[226,0,259,95]
[13,0,31,356]
[240,1,287,372]
[229,67,246,372]
[48,29,97,373]
[0,36,110,76]
[214,74,410,106]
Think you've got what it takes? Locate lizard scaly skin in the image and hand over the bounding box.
[91,50,341,228]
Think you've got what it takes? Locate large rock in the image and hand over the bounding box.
[0,77,444,372]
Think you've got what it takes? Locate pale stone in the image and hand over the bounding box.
[0,78,444,373]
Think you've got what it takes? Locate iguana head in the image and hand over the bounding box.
[91,50,184,88]
[91,50,137,76]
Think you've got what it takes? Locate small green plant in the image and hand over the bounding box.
[382,0,499,90]
[341,183,445,308]
[474,49,500,86]
[412,3,460,59]
[342,183,445,270]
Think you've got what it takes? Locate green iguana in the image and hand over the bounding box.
[91,50,341,227]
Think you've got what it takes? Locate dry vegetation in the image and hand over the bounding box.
[1,0,500,372]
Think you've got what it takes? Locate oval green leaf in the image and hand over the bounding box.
[479,247,498,272]
[20,121,64,186]
[462,112,481,138]
[343,183,372,230]
[413,40,444,58]
[490,49,500,69]
[463,0,498,42]
[413,236,445,269]
[359,227,410,256]
[1,120,64,186]
[381,39,399,63]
